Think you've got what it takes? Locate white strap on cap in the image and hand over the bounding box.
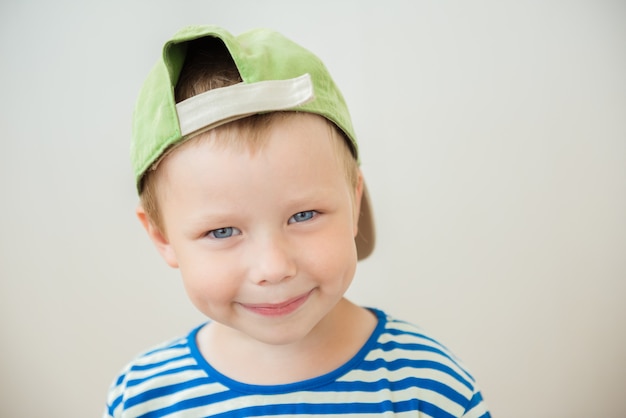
[176,73,314,137]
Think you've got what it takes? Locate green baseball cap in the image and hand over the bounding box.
[131,25,375,259]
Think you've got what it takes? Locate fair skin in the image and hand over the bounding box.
[137,113,377,385]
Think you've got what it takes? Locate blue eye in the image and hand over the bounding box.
[208,227,240,239]
[289,210,317,224]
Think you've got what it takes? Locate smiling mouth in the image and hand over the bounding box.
[240,290,313,317]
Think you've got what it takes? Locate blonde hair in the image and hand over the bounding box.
[140,37,358,234]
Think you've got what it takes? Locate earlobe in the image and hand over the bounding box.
[136,205,179,268]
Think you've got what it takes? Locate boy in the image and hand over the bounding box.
[105,25,491,417]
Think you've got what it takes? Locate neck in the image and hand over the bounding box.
[197,298,377,385]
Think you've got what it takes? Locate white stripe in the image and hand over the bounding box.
[127,367,211,397]
[338,365,473,400]
[133,345,190,367]
[463,390,490,418]
[126,379,229,417]
[125,356,198,382]
[176,73,315,138]
[163,386,464,417]
[364,346,473,384]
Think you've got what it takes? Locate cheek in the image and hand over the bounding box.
[305,223,358,286]
[177,250,243,309]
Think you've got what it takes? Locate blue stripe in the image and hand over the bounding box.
[130,353,191,372]
[357,358,473,390]
[375,340,458,364]
[329,377,469,406]
[385,322,445,346]
[126,377,232,410]
[108,393,123,415]
[142,339,188,355]
[140,399,456,418]
[466,390,492,417]
[126,363,203,388]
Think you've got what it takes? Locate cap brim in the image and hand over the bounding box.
[356,182,375,260]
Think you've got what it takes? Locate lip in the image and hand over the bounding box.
[240,290,313,317]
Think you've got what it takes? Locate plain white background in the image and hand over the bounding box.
[1,0,624,416]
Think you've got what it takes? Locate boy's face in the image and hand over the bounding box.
[139,113,363,346]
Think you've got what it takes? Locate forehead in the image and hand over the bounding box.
[156,112,345,191]
[140,112,355,195]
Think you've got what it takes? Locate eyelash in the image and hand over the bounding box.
[207,227,241,239]
[206,211,318,239]
[289,210,318,224]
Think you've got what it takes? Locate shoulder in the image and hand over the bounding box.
[357,309,491,417]
[104,325,212,417]
[370,309,466,359]
[376,311,467,368]
[376,313,477,391]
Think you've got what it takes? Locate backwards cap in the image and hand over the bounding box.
[131,25,375,259]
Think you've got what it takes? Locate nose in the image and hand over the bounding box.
[248,233,297,285]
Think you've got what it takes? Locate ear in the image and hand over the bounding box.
[136,205,179,268]
[353,170,364,237]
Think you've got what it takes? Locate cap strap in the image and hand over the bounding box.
[176,73,314,138]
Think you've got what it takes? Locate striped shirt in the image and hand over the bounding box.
[104,309,490,417]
